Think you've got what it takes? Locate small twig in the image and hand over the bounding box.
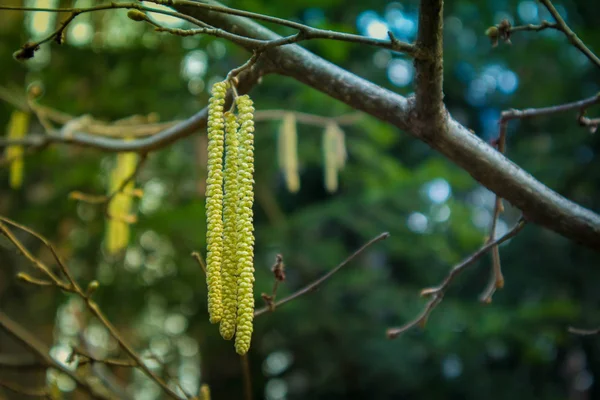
[387,218,526,339]
[0,379,48,398]
[509,21,560,33]
[568,326,600,336]
[0,354,47,370]
[577,110,600,134]
[0,217,186,400]
[254,232,390,317]
[191,251,207,275]
[261,254,286,311]
[479,196,505,303]
[69,153,146,213]
[539,0,600,69]
[70,347,137,368]
[0,311,109,399]
[254,110,362,126]
[240,354,253,400]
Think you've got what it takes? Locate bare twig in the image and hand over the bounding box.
[254,232,390,317]
[387,218,526,339]
[0,354,46,370]
[0,217,186,400]
[254,110,362,126]
[261,254,286,311]
[191,251,207,275]
[0,0,415,55]
[0,311,109,399]
[509,21,559,33]
[568,326,600,336]
[479,196,505,303]
[539,0,600,69]
[0,380,48,398]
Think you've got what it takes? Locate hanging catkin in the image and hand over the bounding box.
[278,112,300,193]
[234,94,256,355]
[323,122,340,193]
[106,149,138,254]
[5,110,30,189]
[205,81,229,324]
[219,111,240,340]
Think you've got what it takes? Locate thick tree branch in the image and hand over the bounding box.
[414,0,445,138]
[175,1,600,250]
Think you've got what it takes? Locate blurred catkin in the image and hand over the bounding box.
[278,112,300,193]
[5,110,29,189]
[323,122,346,193]
[106,149,137,254]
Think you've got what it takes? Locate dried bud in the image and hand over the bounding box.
[13,43,39,61]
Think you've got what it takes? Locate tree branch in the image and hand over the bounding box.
[539,0,600,69]
[254,232,390,317]
[0,311,110,399]
[175,1,600,251]
[414,0,445,138]
[387,218,526,339]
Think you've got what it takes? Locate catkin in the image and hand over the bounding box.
[278,113,300,193]
[5,111,30,189]
[205,81,229,324]
[323,122,338,193]
[106,150,137,254]
[234,95,255,355]
[219,111,240,340]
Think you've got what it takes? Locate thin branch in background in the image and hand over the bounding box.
[191,251,207,275]
[568,326,600,336]
[0,380,48,398]
[241,354,253,400]
[387,218,526,339]
[0,354,46,370]
[538,0,600,69]
[254,232,390,317]
[261,254,286,312]
[0,217,186,400]
[486,19,559,47]
[0,311,109,399]
[69,154,147,217]
[0,0,416,57]
[254,110,363,127]
[577,109,600,134]
[480,196,505,303]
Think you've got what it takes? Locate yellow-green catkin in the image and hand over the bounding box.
[323,122,345,193]
[206,80,229,324]
[5,110,30,189]
[106,149,138,254]
[277,112,300,193]
[234,95,255,355]
[219,111,240,340]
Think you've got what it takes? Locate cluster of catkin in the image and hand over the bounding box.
[277,113,347,193]
[205,81,256,355]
